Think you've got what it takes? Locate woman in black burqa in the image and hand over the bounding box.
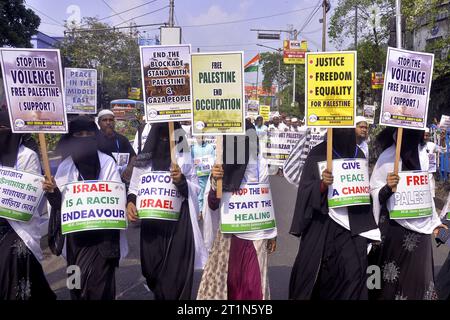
[45,116,123,300]
[370,128,445,300]
[126,122,205,300]
[289,128,379,300]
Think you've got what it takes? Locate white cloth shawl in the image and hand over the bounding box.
[370,144,441,234]
[7,145,46,261]
[51,151,129,259]
[128,152,208,270]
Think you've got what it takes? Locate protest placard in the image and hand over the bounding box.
[259,105,270,123]
[60,180,127,234]
[264,131,304,166]
[194,155,214,177]
[363,105,375,124]
[136,171,183,220]
[0,48,68,133]
[428,153,437,173]
[140,44,192,123]
[318,159,370,208]
[0,168,44,222]
[305,51,357,127]
[246,99,259,119]
[220,183,276,233]
[191,52,245,135]
[388,171,432,219]
[309,127,327,151]
[440,115,450,130]
[112,152,130,167]
[64,68,97,114]
[380,47,434,129]
[371,72,384,89]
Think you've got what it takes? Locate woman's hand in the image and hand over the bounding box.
[170,164,183,184]
[434,223,449,238]
[267,238,277,254]
[321,169,334,186]
[211,164,224,181]
[42,176,57,193]
[386,172,400,190]
[127,202,138,222]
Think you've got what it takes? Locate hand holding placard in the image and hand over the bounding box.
[127,202,138,222]
[321,169,334,186]
[387,172,400,191]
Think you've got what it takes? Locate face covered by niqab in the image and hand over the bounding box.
[222,119,258,192]
[0,111,22,167]
[140,122,189,171]
[67,116,100,181]
[399,128,422,171]
[332,128,357,159]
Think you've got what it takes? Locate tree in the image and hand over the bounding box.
[58,18,141,109]
[329,0,394,49]
[0,0,40,47]
[260,51,306,117]
[329,0,395,108]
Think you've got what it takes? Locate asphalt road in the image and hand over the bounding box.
[41,175,450,300]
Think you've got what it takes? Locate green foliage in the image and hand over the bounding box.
[329,0,395,49]
[259,52,305,117]
[57,18,141,110]
[0,0,40,47]
[355,40,387,109]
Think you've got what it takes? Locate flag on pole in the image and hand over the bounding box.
[244,54,260,72]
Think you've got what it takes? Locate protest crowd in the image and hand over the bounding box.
[2,1,450,303]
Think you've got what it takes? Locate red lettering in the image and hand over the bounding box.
[406,176,413,186]
[342,186,369,195]
[407,175,428,186]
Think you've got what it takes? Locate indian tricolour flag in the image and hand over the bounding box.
[244,54,260,72]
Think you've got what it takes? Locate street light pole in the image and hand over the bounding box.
[396,0,402,48]
[169,0,175,27]
[292,29,298,107]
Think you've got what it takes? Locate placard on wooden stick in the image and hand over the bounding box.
[379,47,434,184]
[190,52,246,198]
[0,48,68,179]
[305,51,357,171]
[140,44,193,166]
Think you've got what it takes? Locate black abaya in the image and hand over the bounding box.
[0,223,55,300]
[289,139,377,300]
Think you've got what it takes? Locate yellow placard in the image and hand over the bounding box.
[305,51,357,127]
[283,40,307,64]
[191,52,245,135]
[259,105,270,123]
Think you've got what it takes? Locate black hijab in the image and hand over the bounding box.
[0,111,22,167]
[222,119,258,192]
[332,128,357,159]
[139,122,189,171]
[66,116,100,181]
[400,129,422,170]
[376,127,422,170]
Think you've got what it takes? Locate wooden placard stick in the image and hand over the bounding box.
[327,128,333,172]
[392,127,403,192]
[215,135,223,199]
[38,133,52,181]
